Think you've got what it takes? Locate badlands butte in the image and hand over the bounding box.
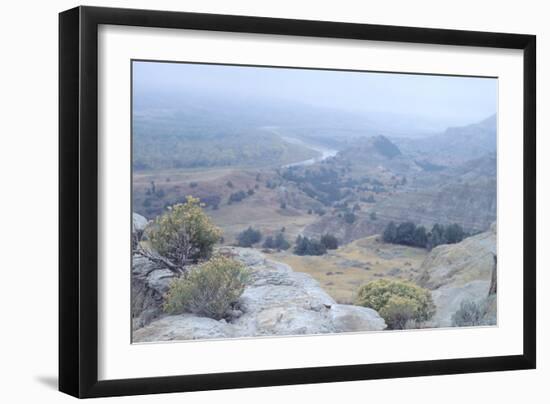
[131,114,497,341]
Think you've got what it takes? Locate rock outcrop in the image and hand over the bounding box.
[132,213,149,250]
[417,223,497,327]
[133,248,385,342]
[131,255,175,329]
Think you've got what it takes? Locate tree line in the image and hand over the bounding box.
[382,221,469,249]
[236,226,339,256]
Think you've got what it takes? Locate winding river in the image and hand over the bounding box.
[260,126,339,168]
[281,136,339,168]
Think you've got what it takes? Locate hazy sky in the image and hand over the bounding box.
[133,60,497,130]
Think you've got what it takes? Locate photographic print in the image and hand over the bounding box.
[130,60,497,343]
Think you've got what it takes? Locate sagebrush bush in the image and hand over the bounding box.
[164,255,249,320]
[451,299,490,327]
[148,196,222,266]
[355,279,435,329]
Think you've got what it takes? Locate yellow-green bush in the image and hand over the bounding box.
[148,196,222,266]
[355,279,435,329]
[163,255,249,320]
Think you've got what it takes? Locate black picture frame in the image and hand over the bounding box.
[59,5,536,398]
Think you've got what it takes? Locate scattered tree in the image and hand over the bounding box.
[229,190,247,204]
[262,233,291,250]
[262,236,275,249]
[294,235,327,256]
[344,211,356,224]
[237,227,262,247]
[320,234,339,250]
[274,233,290,250]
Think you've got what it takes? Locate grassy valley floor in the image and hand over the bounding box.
[271,236,428,304]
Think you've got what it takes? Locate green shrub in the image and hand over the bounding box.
[164,255,249,319]
[148,196,222,266]
[355,279,435,329]
[379,295,420,330]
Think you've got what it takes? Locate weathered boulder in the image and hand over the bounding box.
[133,248,385,342]
[132,212,149,250]
[132,212,148,233]
[131,255,175,330]
[417,223,497,327]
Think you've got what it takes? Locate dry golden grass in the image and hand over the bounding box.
[272,236,428,304]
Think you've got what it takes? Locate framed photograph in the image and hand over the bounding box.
[59,6,536,398]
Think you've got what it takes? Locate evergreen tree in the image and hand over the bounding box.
[275,233,290,250]
[395,222,416,246]
[383,221,397,243]
[413,226,428,247]
[237,227,262,247]
[262,236,275,249]
[320,234,339,250]
[344,211,356,224]
[294,236,326,256]
[427,223,446,250]
[445,223,465,244]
